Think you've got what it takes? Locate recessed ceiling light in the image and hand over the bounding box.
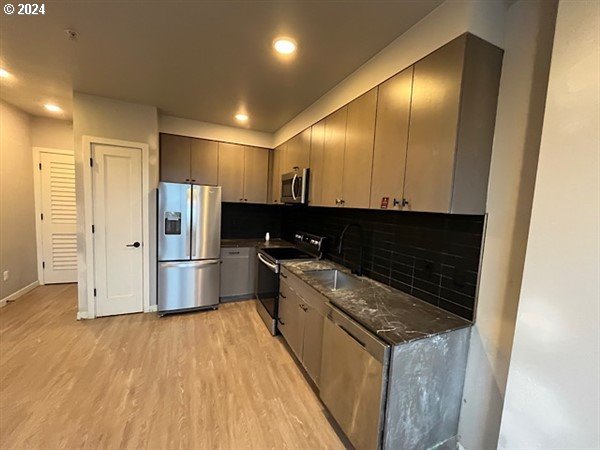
[273,38,297,55]
[44,104,62,113]
[235,113,249,122]
[0,68,10,78]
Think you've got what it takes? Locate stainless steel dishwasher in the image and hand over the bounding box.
[320,304,390,450]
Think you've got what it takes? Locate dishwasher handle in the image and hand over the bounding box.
[325,305,389,363]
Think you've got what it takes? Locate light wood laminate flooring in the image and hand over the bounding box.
[0,284,344,449]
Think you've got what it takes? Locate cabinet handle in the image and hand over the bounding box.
[300,304,308,312]
[278,318,285,326]
[239,198,243,201]
[280,273,287,279]
[279,292,286,299]
[402,198,409,207]
[244,199,248,202]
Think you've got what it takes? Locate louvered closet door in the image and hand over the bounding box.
[40,152,77,283]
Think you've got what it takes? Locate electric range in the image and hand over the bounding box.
[255,232,325,335]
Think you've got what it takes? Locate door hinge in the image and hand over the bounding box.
[38,162,42,170]
[93,288,97,297]
[42,261,45,269]
[40,213,44,220]
[90,157,93,167]
[92,225,95,233]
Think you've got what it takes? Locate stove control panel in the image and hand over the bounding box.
[294,231,325,256]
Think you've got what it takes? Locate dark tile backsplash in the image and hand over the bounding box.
[221,202,283,239]
[281,206,485,321]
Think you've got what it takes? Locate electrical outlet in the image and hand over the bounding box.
[3,270,8,281]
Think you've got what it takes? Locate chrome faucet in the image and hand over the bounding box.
[337,223,363,276]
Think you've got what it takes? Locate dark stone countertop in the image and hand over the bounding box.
[281,259,471,346]
[221,238,292,249]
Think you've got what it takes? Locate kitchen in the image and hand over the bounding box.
[0,1,598,449]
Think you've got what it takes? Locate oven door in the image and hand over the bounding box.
[255,252,279,335]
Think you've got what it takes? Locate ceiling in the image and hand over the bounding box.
[0,0,442,132]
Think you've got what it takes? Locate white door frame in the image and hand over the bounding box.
[82,136,151,318]
[32,147,75,285]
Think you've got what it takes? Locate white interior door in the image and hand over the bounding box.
[39,152,77,283]
[92,144,143,317]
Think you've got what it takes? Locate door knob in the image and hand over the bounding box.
[126,241,141,248]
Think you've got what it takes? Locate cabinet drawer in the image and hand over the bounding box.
[281,267,328,315]
[279,281,304,359]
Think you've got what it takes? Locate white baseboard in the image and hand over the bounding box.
[77,311,90,320]
[148,305,158,313]
[0,280,39,307]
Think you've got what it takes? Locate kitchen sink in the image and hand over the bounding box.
[303,269,365,291]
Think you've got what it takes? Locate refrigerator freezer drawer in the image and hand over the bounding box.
[158,260,220,313]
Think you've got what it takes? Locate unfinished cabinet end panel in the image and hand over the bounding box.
[160,133,191,183]
[218,142,245,202]
[403,36,467,213]
[451,34,504,214]
[190,138,218,185]
[370,67,414,210]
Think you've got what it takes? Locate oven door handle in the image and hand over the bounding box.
[291,174,298,201]
[257,252,278,272]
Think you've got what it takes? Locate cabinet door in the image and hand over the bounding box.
[285,128,311,172]
[342,88,377,208]
[279,282,305,359]
[370,67,413,209]
[190,138,218,185]
[321,107,347,207]
[160,134,191,183]
[302,303,324,386]
[309,120,325,206]
[270,147,282,204]
[219,247,253,298]
[218,142,245,202]
[243,146,269,204]
[404,37,465,213]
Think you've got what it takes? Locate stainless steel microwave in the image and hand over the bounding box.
[281,169,309,204]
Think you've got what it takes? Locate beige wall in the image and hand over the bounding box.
[457,1,558,448]
[159,115,272,148]
[31,117,73,151]
[73,93,158,314]
[0,101,37,300]
[498,1,599,447]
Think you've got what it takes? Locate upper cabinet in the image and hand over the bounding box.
[190,139,218,185]
[218,143,269,204]
[342,88,378,209]
[308,120,325,207]
[370,67,413,210]
[160,134,218,185]
[218,143,245,202]
[403,34,503,214]
[320,107,348,207]
[283,128,311,173]
[243,146,269,203]
[161,134,269,204]
[269,145,283,204]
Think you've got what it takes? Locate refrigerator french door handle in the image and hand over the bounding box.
[190,185,198,259]
[186,185,192,258]
[161,260,219,269]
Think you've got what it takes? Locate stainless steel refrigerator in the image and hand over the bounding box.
[158,182,221,314]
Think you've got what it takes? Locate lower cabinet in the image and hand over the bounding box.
[219,247,256,300]
[278,268,325,387]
